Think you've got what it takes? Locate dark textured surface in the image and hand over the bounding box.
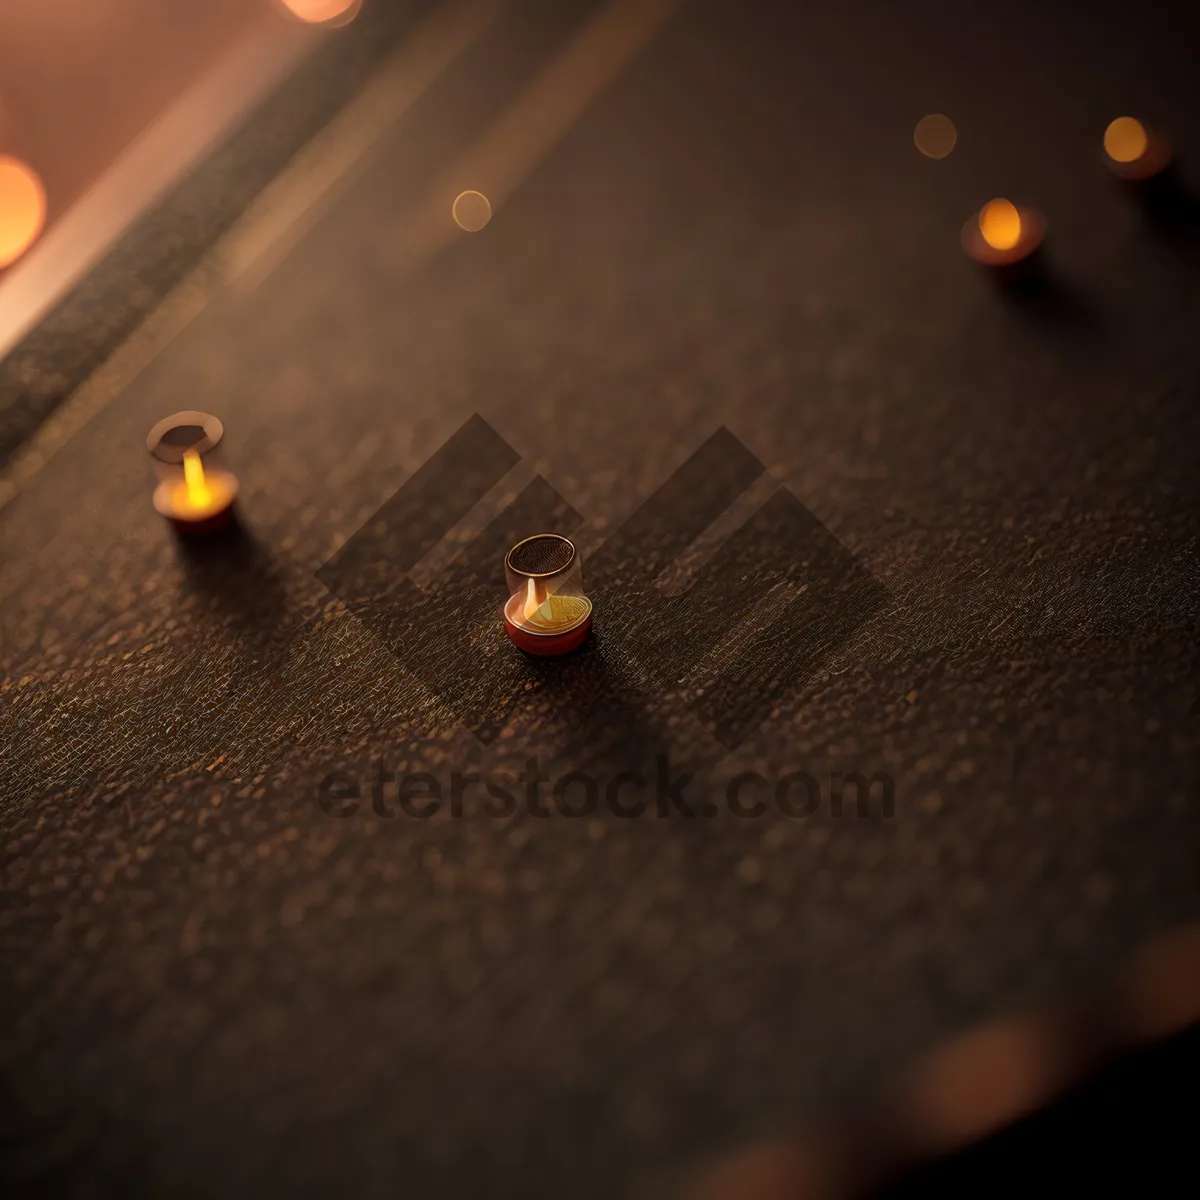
[2,0,1200,1196]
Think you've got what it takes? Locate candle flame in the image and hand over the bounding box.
[979,198,1021,251]
[183,450,212,508]
[524,577,551,622]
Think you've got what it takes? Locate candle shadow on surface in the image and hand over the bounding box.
[1124,164,1200,241]
[993,257,1102,340]
[172,516,289,637]
[139,519,302,787]
[473,629,675,765]
[491,634,738,848]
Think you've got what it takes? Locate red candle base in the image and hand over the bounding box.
[504,612,592,656]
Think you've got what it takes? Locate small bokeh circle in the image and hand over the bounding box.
[914,113,957,159]
[1104,116,1149,164]
[0,155,47,269]
[452,190,493,233]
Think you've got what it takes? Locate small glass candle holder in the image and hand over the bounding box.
[503,533,592,656]
[146,410,238,535]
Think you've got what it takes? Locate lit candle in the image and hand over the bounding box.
[503,534,592,656]
[153,448,239,535]
[1102,116,1188,223]
[147,410,238,535]
[962,197,1046,274]
[1103,116,1172,184]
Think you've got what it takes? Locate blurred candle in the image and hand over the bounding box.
[147,411,238,535]
[962,198,1045,273]
[153,448,239,535]
[1103,116,1172,183]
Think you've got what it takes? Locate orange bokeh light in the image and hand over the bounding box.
[278,0,362,25]
[979,198,1021,252]
[0,156,47,269]
[452,190,493,232]
[914,113,957,159]
[1104,116,1148,164]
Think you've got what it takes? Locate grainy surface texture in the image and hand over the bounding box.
[2,1,1199,1197]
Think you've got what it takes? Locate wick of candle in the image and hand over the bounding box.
[183,449,212,508]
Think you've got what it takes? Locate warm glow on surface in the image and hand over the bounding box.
[1104,116,1149,164]
[979,199,1022,251]
[452,190,493,232]
[183,450,212,508]
[278,0,362,25]
[0,156,47,269]
[914,113,957,159]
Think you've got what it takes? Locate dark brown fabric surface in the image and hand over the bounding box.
[2,1,1199,1196]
